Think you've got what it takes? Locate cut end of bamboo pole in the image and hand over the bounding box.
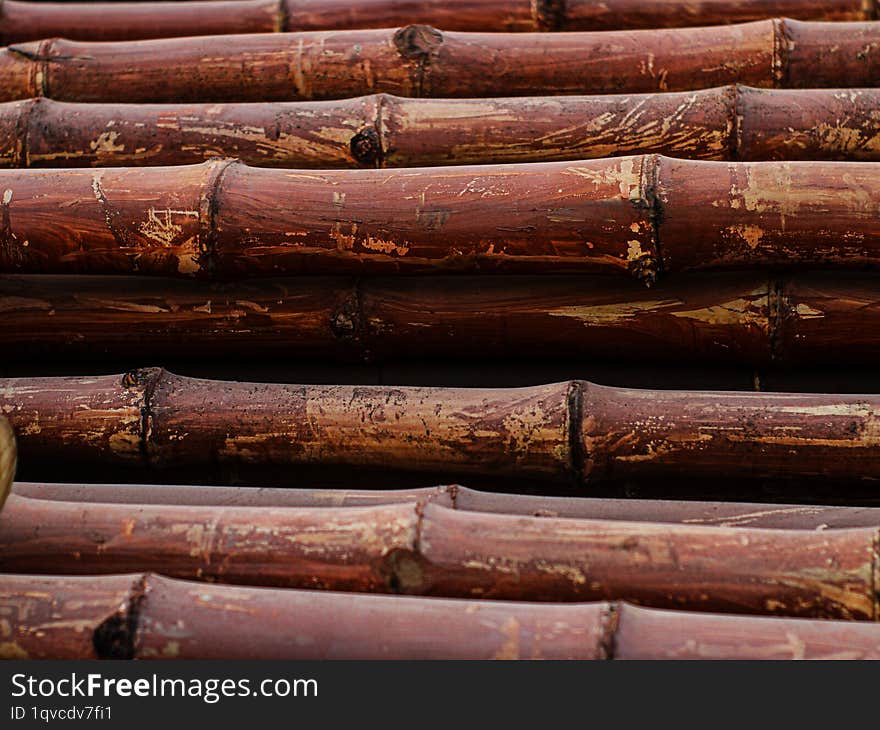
[0,416,16,511]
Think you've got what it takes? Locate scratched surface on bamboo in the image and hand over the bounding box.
[0,498,875,618]
[0,0,873,43]
[0,158,660,279]
[0,0,281,44]
[0,496,420,592]
[579,382,880,482]
[8,573,880,660]
[17,480,880,529]
[3,88,880,170]
[5,157,880,280]
[612,604,880,659]
[3,21,880,103]
[9,371,880,483]
[0,274,774,363]
[4,274,880,365]
[0,572,136,659]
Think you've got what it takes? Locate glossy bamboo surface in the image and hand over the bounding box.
[5,573,880,659]
[1,0,875,44]
[2,21,880,103]
[5,87,880,170]
[14,480,880,529]
[6,370,880,485]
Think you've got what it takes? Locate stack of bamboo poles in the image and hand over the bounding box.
[5,0,880,661]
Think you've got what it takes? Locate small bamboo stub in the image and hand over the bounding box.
[0,416,15,510]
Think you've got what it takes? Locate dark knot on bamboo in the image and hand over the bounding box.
[535,0,567,30]
[393,25,443,60]
[349,125,382,166]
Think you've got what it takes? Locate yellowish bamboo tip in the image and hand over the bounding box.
[0,416,15,511]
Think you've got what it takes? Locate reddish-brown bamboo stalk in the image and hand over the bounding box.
[4,157,880,284]
[0,0,283,45]
[14,480,880,530]
[0,496,875,618]
[5,369,880,484]
[0,416,14,510]
[0,0,875,43]
[5,573,880,659]
[0,273,875,365]
[2,20,880,104]
[5,87,880,170]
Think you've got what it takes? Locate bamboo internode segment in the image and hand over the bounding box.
[5,157,880,283]
[2,20,880,103]
[6,369,880,484]
[0,416,14,511]
[0,273,875,365]
[15,481,880,530]
[4,573,880,660]
[0,496,876,617]
[0,0,875,43]
[6,88,880,170]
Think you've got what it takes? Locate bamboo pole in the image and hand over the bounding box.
[4,157,880,284]
[0,496,875,617]
[0,273,877,365]
[0,273,773,363]
[2,20,880,104]
[0,0,875,44]
[6,369,880,484]
[6,87,880,170]
[14,480,880,529]
[0,0,282,44]
[4,573,880,659]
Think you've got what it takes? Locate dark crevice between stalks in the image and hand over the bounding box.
[566,380,586,488]
[93,574,148,660]
[199,158,238,280]
[393,25,443,98]
[599,603,620,660]
[121,367,166,468]
[534,0,567,30]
